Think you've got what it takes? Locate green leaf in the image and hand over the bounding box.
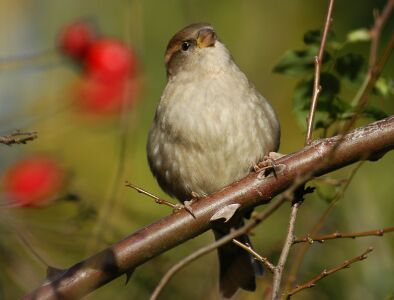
[273,46,331,76]
[362,106,388,120]
[331,96,352,115]
[292,73,341,128]
[303,29,336,45]
[373,77,394,97]
[335,53,365,81]
[347,28,371,43]
[293,73,340,110]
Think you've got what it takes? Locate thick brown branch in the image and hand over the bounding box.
[285,247,373,299]
[294,226,394,244]
[22,116,394,300]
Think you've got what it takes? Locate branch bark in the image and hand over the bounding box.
[22,116,394,300]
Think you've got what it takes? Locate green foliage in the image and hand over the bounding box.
[273,27,391,132]
[374,77,394,97]
[346,28,371,43]
[273,46,329,76]
[335,53,365,81]
[361,105,388,120]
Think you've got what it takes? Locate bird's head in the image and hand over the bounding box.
[164,23,231,78]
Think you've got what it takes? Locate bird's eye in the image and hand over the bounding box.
[181,41,191,51]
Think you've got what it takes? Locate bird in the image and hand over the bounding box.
[147,23,280,298]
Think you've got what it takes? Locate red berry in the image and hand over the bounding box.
[85,39,137,82]
[59,21,96,60]
[3,156,65,207]
[76,76,138,115]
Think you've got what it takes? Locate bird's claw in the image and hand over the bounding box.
[255,152,285,179]
[183,200,196,218]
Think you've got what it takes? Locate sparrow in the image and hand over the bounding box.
[147,23,280,298]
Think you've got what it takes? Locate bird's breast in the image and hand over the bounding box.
[148,74,279,201]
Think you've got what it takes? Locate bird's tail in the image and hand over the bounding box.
[213,228,263,298]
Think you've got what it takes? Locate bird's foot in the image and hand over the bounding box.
[181,191,202,219]
[254,152,285,179]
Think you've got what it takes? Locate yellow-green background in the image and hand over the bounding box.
[0,1,393,299]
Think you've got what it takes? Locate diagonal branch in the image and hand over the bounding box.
[285,247,374,299]
[294,226,394,244]
[22,116,394,300]
[150,197,286,300]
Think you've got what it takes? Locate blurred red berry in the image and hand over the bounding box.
[3,157,65,207]
[59,20,96,60]
[76,76,138,115]
[85,39,137,82]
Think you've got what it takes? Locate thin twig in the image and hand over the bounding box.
[273,1,335,298]
[345,0,394,129]
[368,0,394,69]
[271,202,301,300]
[305,0,335,145]
[232,239,276,273]
[150,196,288,300]
[125,181,183,211]
[285,247,373,299]
[0,130,38,145]
[284,161,363,292]
[294,226,394,244]
[284,2,394,292]
[344,31,394,135]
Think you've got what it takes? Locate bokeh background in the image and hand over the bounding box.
[0,1,393,299]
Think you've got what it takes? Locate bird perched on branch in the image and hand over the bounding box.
[147,23,280,298]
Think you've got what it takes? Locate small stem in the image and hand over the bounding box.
[305,0,335,145]
[293,226,394,244]
[285,247,373,299]
[232,239,276,273]
[125,181,182,211]
[271,202,301,300]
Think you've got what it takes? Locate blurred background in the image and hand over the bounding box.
[0,0,393,299]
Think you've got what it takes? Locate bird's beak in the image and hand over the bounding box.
[197,27,216,48]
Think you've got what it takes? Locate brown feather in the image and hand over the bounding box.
[164,23,213,75]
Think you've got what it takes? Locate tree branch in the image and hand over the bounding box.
[271,202,301,300]
[232,239,276,273]
[368,0,394,69]
[285,247,373,299]
[294,226,394,244]
[22,116,394,300]
[274,1,335,298]
[305,0,335,145]
[150,197,286,300]
[0,130,38,146]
